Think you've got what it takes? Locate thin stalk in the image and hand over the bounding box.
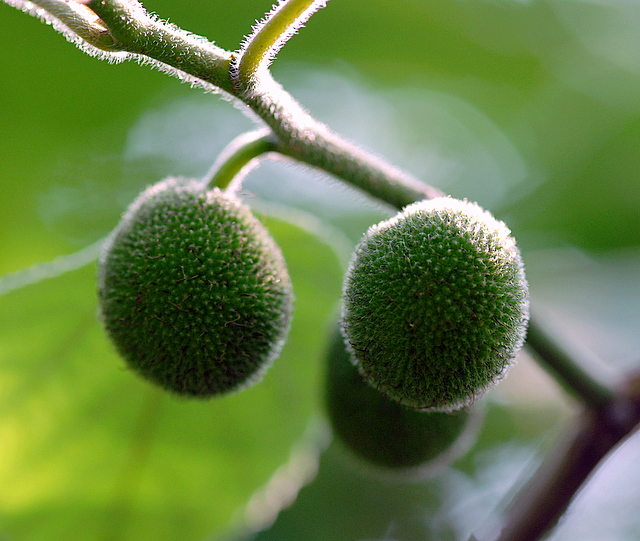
[526,316,616,409]
[204,129,277,190]
[236,0,328,85]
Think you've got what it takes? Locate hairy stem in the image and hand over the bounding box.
[87,0,234,92]
[86,0,440,208]
[239,72,444,209]
[6,0,118,51]
[7,0,441,207]
[204,129,278,190]
[236,0,328,85]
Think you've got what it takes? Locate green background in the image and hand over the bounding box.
[1,0,639,539]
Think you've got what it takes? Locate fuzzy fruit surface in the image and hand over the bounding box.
[98,177,293,397]
[342,197,529,411]
[325,326,473,472]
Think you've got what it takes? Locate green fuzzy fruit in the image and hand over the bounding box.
[98,177,293,397]
[325,326,475,472]
[342,197,529,411]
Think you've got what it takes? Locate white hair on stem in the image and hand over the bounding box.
[4,0,129,62]
[5,0,231,94]
[235,0,328,84]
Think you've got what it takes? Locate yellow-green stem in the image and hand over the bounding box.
[204,129,277,190]
[236,0,327,85]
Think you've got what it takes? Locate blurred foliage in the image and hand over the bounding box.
[0,215,343,540]
[1,0,639,540]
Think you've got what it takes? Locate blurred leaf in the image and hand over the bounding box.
[0,215,343,541]
[238,398,568,541]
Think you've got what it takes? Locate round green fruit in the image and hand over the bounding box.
[325,326,476,473]
[98,177,293,397]
[342,197,529,411]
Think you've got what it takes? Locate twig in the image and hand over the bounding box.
[203,128,278,190]
[86,0,441,208]
[235,0,328,85]
[526,315,616,409]
[488,381,640,541]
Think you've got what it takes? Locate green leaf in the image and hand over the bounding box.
[0,215,343,541]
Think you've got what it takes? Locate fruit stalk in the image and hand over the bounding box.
[235,0,329,85]
[204,128,278,190]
